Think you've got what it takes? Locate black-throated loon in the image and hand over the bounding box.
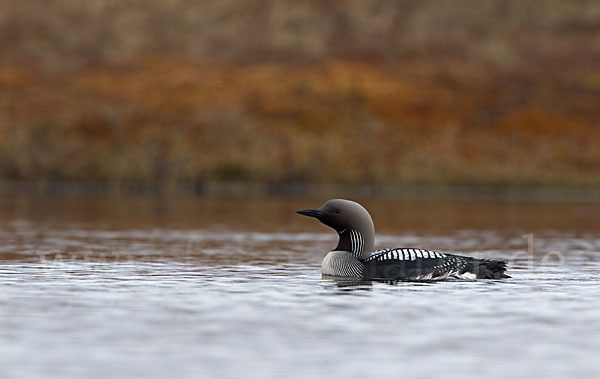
[297,199,509,281]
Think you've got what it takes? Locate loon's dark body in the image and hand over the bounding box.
[298,199,509,281]
[363,248,508,280]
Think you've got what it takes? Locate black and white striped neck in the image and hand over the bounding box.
[334,229,365,258]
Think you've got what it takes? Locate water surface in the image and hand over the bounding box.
[1,195,599,378]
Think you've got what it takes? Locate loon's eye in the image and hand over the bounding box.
[334,208,340,214]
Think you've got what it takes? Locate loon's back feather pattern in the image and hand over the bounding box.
[362,248,508,280]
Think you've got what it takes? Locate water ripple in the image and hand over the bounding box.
[1,218,599,379]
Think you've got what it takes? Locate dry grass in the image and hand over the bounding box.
[0,1,599,190]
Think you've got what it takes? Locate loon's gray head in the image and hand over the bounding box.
[297,199,375,260]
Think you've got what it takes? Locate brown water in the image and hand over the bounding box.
[1,195,599,379]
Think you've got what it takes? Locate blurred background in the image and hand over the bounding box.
[1,0,599,195]
[2,3,600,379]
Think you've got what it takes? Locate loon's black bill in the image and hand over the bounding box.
[296,209,323,218]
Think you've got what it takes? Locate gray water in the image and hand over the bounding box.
[1,195,599,379]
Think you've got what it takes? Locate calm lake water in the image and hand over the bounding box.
[1,195,599,379]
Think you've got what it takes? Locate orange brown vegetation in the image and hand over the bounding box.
[1,58,599,188]
[1,1,599,190]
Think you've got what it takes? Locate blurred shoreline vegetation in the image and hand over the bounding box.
[1,0,599,194]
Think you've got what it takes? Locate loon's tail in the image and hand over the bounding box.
[472,259,510,279]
